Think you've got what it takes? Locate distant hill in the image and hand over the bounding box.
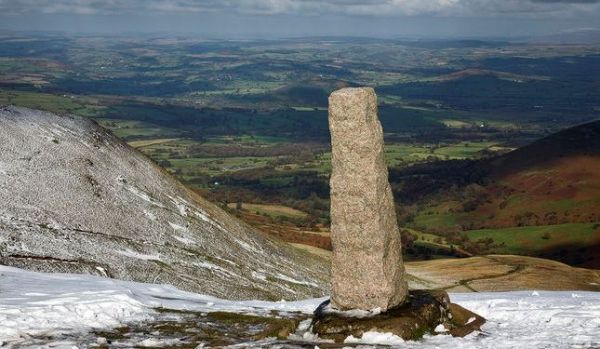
[0,106,328,300]
[391,120,600,268]
[532,29,600,44]
[235,79,357,107]
[480,119,600,228]
[489,118,600,173]
[434,68,544,83]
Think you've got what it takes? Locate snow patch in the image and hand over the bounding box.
[275,273,319,288]
[169,195,189,216]
[137,338,183,347]
[174,235,196,245]
[236,239,260,253]
[345,331,405,345]
[117,249,161,261]
[252,270,267,281]
[126,186,165,208]
[194,210,213,223]
[95,266,108,277]
[193,209,225,232]
[434,324,448,333]
[168,222,187,232]
[143,210,156,220]
[193,261,237,278]
[0,267,151,343]
[214,256,237,266]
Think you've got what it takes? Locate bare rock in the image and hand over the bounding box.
[328,87,408,311]
[311,290,486,342]
[446,303,487,337]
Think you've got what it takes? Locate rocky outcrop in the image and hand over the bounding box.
[0,106,328,301]
[312,290,486,342]
[328,87,408,311]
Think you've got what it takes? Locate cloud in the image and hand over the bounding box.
[0,0,599,17]
[531,0,600,3]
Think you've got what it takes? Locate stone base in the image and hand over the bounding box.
[311,290,485,343]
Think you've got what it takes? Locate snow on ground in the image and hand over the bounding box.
[1,265,599,348]
[0,265,322,347]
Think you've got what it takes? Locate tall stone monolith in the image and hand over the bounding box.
[328,87,408,311]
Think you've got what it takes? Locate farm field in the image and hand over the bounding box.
[226,202,308,219]
[464,223,600,254]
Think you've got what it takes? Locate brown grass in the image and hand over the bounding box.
[407,255,600,292]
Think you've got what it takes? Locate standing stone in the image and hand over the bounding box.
[328,87,408,311]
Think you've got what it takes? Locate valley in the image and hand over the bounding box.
[1,34,599,269]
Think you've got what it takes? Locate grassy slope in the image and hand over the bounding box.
[402,120,600,267]
[464,223,600,255]
[414,155,600,232]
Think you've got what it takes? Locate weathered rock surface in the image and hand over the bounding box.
[311,290,486,342]
[328,87,408,311]
[0,106,328,300]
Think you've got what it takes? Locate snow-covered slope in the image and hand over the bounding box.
[0,106,328,301]
[1,265,599,348]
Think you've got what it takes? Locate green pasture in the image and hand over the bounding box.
[464,223,600,255]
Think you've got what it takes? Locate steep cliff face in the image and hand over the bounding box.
[0,106,328,300]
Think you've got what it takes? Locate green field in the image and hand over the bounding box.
[434,141,498,158]
[227,202,308,219]
[464,223,600,255]
[175,156,272,171]
[0,90,104,117]
[413,212,465,232]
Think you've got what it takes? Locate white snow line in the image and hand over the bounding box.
[116,249,161,261]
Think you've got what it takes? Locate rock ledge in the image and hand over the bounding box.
[311,290,485,343]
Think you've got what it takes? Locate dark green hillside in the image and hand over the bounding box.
[489,119,600,173]
[379,74,600,112]
[390,120,600,268]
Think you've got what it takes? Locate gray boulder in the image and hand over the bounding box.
[328,88,408,311]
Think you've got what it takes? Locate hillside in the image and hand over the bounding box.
[0,106,328,301]
[489,118,600,173]
[407,255,600,292]
[392,119,600,267]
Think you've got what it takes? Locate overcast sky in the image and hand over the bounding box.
[0,0,599,38]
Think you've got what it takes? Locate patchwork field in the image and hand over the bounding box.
[1,34,599,268]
